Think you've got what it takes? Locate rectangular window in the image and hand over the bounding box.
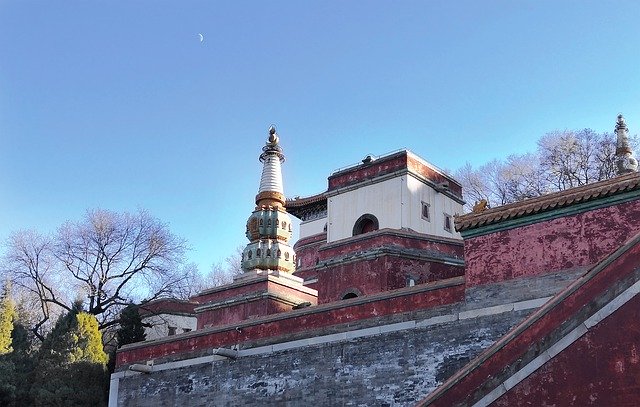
[443,213,452,232]
[183,328,192,333]
[421,202,430,221]
[168,326,177,336]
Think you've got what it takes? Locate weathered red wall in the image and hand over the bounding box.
[195,280,318,328]
[293,233,327,270]
[116,279,465,367]
[295,230,464,303]
[301,256,463,303]
[326,151,463,197]
[420,232,640,407]
[465,199,640,286]
[407,155,462,196]
[196,297,291,328]
[494,291,640,406]
[328,154,408,191]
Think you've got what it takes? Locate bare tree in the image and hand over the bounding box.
[2,209,189,336]
[456,129,638,213]
[205,245,244,286]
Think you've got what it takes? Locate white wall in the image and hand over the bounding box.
[326,174,462,242]
[402,175,463,239]
[299,217,327,239]
[142,314,197,340]
[327,177,403,242]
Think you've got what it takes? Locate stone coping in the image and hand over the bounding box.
[194,270,317,298]
[320,227,463,252]
[118,276,465,353]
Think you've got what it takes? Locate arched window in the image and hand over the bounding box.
[352,214,379,236]
[248,251,252,259]
[266,249,271,257]
[267,219,271,226]
[341,288,362,300]
[284,252,290,260]
[256,248,261,257]
[282,221,287,229]
[259,219,263,226]
[277,249,282,258]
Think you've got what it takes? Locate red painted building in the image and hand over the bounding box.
[114,116,640,407]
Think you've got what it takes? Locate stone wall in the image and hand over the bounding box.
[114,310,531,407]
[112,271,577,406]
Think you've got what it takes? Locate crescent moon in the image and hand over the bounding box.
[198,33,204,43]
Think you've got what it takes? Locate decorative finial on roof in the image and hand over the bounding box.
[615,114,638,175]
[267,125,279,146]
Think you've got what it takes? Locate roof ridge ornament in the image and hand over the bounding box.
[615,114,638,175]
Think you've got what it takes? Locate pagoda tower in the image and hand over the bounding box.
[241,125,296,273]
[615,114,638,175]
[190,126,317,329]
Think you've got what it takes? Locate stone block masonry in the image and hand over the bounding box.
[115,309,534,407]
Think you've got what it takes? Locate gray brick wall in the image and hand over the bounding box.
[116,310,531,407]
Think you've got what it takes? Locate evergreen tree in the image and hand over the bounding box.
[31,302,109,406]
[71,312,109,365]
[0,284,16,355]
[117,304,147,347]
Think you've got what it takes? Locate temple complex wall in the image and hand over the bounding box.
[464,197,640,286]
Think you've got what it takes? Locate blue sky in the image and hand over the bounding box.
[1,1,639,274]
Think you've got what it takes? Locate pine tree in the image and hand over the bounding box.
[117,304,147,347]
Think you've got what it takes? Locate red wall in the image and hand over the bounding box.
[196,297,291,328]
[298,256,463,303]
[465,199,640,286]
[495,287,640,406]
[195,280,318,329]
[116,279,465,367]
[295,230,464,303]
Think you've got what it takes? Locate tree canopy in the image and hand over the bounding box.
[3,209,189,340]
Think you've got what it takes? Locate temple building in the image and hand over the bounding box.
[112,115,640,407]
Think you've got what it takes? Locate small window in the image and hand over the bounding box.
[406,276,416,287]
[342,292,358,300]
[267,219,271,226]
[284,252,290,260]
[421,202,430,221]
[277,249,282,258]
[259,219,263,226]
[168,326,177,336]
[248,251,252,259]
[183,328,192,333]
[266,249,271,257]
[257,248,262,257]
[323,223,328,232]
[444,213,452,232]
[282,221,287,229]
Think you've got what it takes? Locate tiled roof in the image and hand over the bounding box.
[455,172,640,232]
[285,192,327,208]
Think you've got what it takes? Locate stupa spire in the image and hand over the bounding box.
[256,125,286,207]
[615,114,638,175]
[241,125,296,273]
